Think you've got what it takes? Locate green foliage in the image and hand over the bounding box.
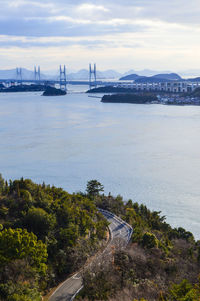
[1,175,199,301]
[0,176,109,299]
[0,228,47,274]
[59,224,79,246]
[0,173,5,194]
[23,207,56,239]
[169,227,194,242]
[82,265,115,300]
[0,281,41,301]
[141,232,158,249]
[169,279,200,300]
[86,180,104,197]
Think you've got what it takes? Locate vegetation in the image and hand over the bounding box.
[101,93,158,104]
[0,84,46,92]
[0,175,200,300]
[42,86,66,96]
[77,193,200,301]
[86,180,104,197]
[86,86,137,93]
[0,175,108,300]
[188,87,200,97]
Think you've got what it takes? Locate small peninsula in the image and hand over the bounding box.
[42,86,66,96]
[0,84,46,92]
[86,86,137,93]
[101,93,158,104]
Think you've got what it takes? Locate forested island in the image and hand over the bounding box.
[0,84,66,96]
[101,93,158,104]
[0,175,200,300]
[0,84,46,93]
[86,86,137,93]
[42,86,66,96]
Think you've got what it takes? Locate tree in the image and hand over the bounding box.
[141,232,158,249]
[169,279,194,300]
[86,180,104,197]
[0,228,47,275]
[0,174,5,194]
[23,208,56,239]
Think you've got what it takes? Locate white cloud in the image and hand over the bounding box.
[0,0,200,71]
[77,3,109,13]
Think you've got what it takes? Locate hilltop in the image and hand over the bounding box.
[120,73,182,82]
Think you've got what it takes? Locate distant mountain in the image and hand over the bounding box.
[0,68,190,82]
[0,68,122,81]
[67,69,88,80]
[0,69,16,79]
[136,69,172,77]
[99,69,122,79]
[178,70,200,78]
[122,69,137,77]
[152,73,182,80]
[120,74,141,80]
[0,68,48,80]
[120,73,182,82]
[121,69,172,77]
[187,77,200,82]
[67,69,122,80]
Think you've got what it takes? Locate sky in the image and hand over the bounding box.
[1,0,200,72]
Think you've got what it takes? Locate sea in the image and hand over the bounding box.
[1,84,200,238]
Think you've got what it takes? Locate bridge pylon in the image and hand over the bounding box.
[59,65,67,91]
[16,67,22,84]
[34,66,41,83]
[89,63,97,89]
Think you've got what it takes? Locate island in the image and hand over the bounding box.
[86,86,137,93]
[0,84,46,92]
[42,86,66,96]
[101,93,158,104]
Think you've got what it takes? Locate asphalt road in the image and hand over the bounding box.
[49,209,132,301]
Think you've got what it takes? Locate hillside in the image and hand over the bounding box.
[119,74,141,80]
[78,192,200,301]
[120,73,182,82]
[86,86,136,93]
[0,84,46,92]
[43,86,66,96]
[0,176,108,300]
[0,176,199,301]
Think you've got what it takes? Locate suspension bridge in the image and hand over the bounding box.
[0,64,98,91]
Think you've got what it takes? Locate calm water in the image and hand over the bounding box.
[1,87,200,238]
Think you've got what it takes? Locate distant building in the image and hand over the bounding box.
[117,81,200,93]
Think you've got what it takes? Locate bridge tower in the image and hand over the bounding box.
[89,63,97,89]
[59,65,67,91]
[16,67,22,84]
[34,66,41,83]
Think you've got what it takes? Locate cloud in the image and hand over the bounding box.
[77,3,109,13]
[0,0,200,71]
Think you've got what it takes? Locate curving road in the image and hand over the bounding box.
[49,209,133,301]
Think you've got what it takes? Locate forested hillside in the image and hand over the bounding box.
[0,175,200,301]
[79,192,200,300]
[0,176,108,300]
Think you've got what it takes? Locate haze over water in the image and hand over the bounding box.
[1,87,200,238]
